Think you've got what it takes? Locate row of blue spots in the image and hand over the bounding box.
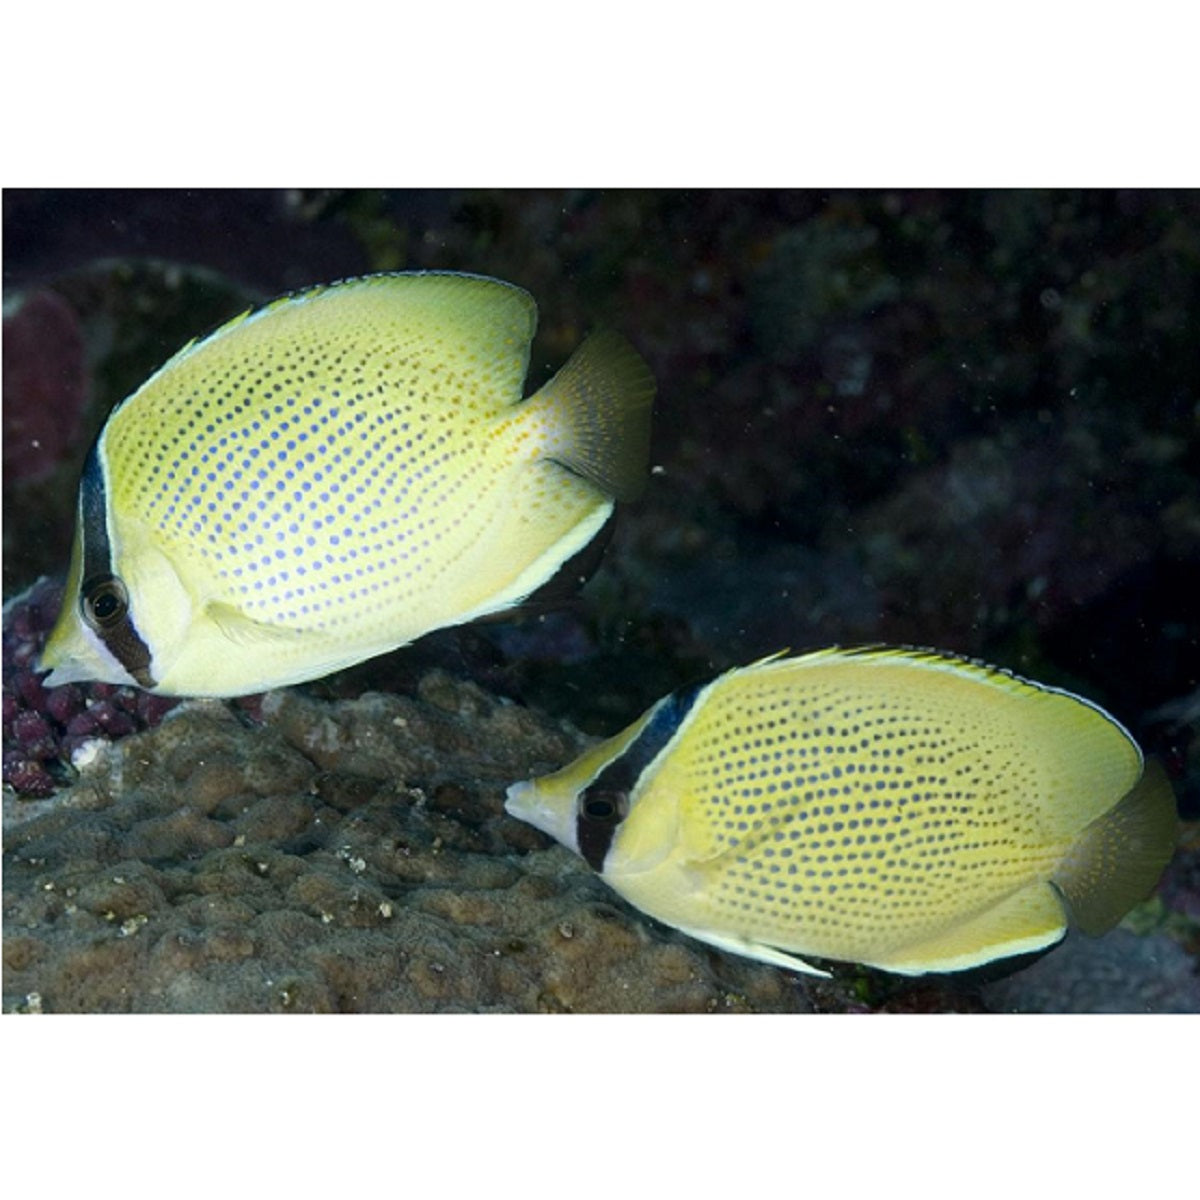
[154,399,335,530]
[191,415,460,568]
[229,531,410,591]
[217,516,419,584]
[213,439,339,542]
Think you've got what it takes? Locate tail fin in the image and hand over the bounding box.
[1053,758,1179,935]
[533,329,655,503]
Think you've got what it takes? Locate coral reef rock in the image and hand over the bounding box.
[3,672,818,1013]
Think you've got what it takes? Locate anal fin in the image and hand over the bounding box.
[867,884,1068,976]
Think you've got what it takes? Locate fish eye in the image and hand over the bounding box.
[581,790,626,823]
[81,575,130,630]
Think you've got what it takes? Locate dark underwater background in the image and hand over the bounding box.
[3,187,1198,1012]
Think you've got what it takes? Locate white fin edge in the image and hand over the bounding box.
[675,925,833,978]
[866,926,1067,976]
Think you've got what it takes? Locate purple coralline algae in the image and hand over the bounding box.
[2,577,178,797]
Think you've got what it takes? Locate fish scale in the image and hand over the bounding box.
[40,272,654,695]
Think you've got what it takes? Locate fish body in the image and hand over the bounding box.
[505,647,1177,976]
[39,272,654,696]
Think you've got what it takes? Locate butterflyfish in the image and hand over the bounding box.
[505,647,1177,977]
[39,272,654,696]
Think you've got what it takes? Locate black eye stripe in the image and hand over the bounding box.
[76,441,157,689]
[575,680,705,871]
[576,789,628,869]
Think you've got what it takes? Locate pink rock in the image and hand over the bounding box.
[2,290,88,483]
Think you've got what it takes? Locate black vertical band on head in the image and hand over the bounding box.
[78,441,157,689]
[576,679,706,871]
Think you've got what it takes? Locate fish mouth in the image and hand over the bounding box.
[504,779,573,846]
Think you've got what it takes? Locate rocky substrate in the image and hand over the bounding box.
[6,667,1194,1013]
[3,673,825,1013]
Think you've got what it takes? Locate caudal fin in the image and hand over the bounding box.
[534,329,655,503]
[1053,758,1179,935]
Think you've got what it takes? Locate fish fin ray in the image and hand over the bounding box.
[533,329,655,503]
[205,601,308,647]
[378,272,537,398]
[1053,758,1179,935]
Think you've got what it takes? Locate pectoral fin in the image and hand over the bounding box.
[205,601,308,647]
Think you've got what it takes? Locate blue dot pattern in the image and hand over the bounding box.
[609,649,1142,970]
[100,274,608,681]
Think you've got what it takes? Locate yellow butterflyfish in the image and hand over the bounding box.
[505,647,1177,976]
[39,272,654,696]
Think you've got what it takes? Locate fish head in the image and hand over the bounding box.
[504,775,581,852]
[38,518,132,687]
[39,501,197,694]
[504,703,671,870]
